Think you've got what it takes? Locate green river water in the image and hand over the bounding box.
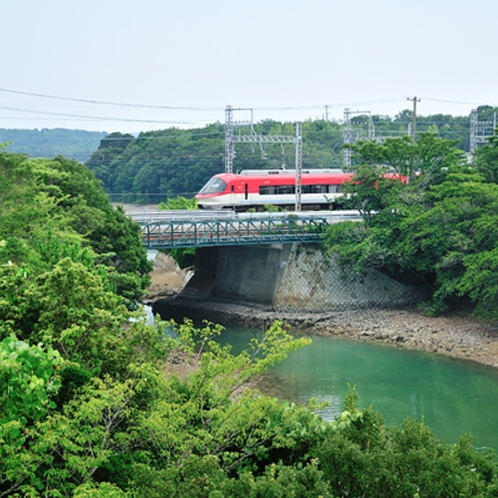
[218,327,498,453]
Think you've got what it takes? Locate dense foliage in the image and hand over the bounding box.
[0,149,151,306]
[322,130,498,319]
[2,148,498,496]
[0,128,106,162]
[85,107,498,203]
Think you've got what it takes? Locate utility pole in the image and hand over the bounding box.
[407,96,421,143]
[324,105,330,121]
[294,122,302,212]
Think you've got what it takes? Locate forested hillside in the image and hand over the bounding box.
[0,128,107,162]
[85,106,497,202]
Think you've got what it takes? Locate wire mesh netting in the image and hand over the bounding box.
[274,245,428,312]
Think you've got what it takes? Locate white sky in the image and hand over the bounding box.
[0,0,496,134]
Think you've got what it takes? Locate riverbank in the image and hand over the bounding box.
[146,252,498,369]
[153,297,498,369]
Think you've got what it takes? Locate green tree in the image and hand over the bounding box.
[348,133,464,182]
[0,151,151,306]
[316,391,498,498]
[3,145,498,496]
[85,132,135,188]
[158,195,198,210]
[0,336,64,497]
[323,134,498,316]
[0,335,62,423]
[473,128,498,183]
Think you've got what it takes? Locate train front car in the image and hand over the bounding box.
[195,173,235,210]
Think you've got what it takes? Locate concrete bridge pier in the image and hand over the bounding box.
[180,244,292,305]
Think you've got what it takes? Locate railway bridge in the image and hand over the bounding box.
[125,208,425,311]
[127,210,363,249]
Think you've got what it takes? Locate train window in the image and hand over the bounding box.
[329,185,343,193]
[260,185,296,195]
[198,177,228,194]
[259,184,345,195]
[276,185,295,195]
[260,186,276,195]
[302,185,329,194]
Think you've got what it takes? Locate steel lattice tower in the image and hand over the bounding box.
[470,108,497,153]
[224,106,303,210]
[342,108,375,170]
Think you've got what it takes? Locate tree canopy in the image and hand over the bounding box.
[1,147,498,495]
[0,149,151,306]
[322,130,498,319]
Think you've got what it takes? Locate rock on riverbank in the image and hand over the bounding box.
[145,252,193,301]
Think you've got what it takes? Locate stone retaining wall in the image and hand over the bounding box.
[274,244,428,311]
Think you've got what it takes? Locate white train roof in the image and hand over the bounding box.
[238,169,345,176]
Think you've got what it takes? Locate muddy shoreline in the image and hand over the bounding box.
[153,297,498,369]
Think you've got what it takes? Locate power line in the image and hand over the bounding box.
[0,87,221,111]
[0,88,408,114]
[1,87,494,113]
[0,87,422,115]
[0,105,199,125]
[422,97,486,106]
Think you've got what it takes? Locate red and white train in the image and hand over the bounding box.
[195,169,353,211]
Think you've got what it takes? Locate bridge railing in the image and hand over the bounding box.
[136,211,363,249]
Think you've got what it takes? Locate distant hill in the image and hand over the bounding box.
[0,128,107,162]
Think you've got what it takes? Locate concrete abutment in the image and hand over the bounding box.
[179,244,427,310]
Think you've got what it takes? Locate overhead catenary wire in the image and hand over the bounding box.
[6,87,487,117]
[0,88,410,113]
[0,86,494,134]
[422,97,486,106]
